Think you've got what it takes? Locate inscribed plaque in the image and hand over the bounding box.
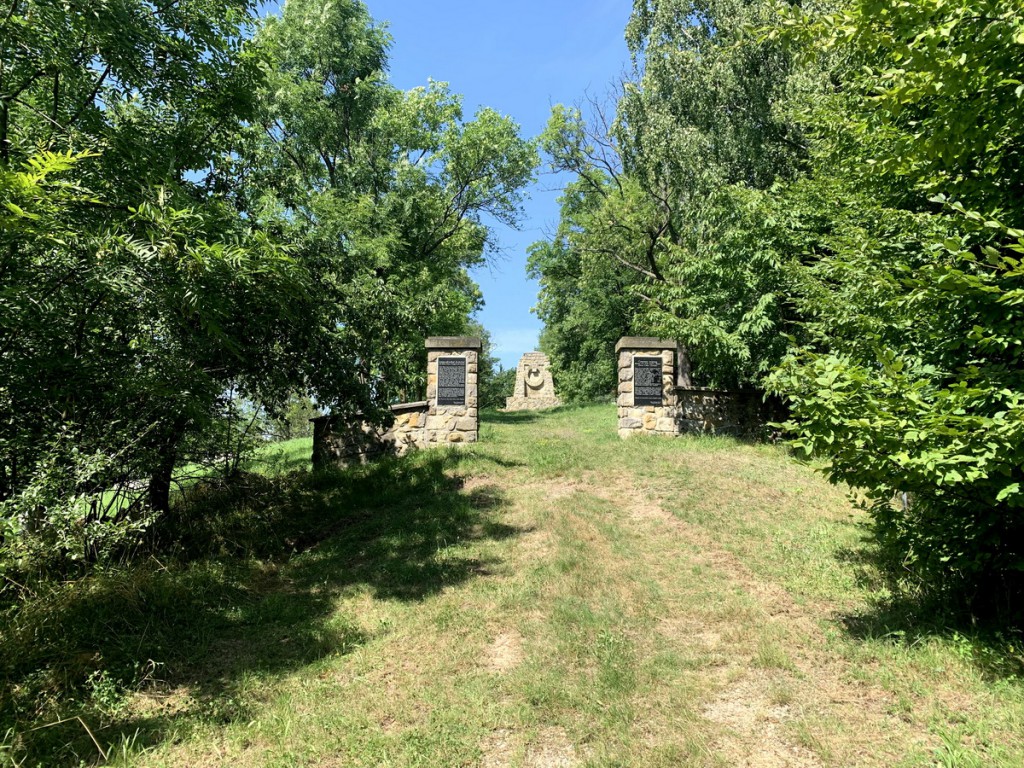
[437,357,467,406]
[633,356,664,406]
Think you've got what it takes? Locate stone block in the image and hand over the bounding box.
[447,432,464,443]
[617,393,632,407]
[656,417,677,433]
[620,380,633,394]
[456,417,477,431]
[619,417,642,430]
[642,413,657,430]
[426,415,452,431]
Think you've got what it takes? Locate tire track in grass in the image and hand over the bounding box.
[581,475,918,767]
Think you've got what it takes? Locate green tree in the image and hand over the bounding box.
[528,168,642,402]
[237,0,538,407]
[769,0,1024,609]
[1,0,537,572]
[0,0,304,545]
[536,0,812,388]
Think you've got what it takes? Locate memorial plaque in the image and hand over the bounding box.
[437,356,467,406]
[634,356,664,406]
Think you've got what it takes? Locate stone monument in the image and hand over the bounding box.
[425,336,481,443]
[616,337,682,439]
[504,351,561,411]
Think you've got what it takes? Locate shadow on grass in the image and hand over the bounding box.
[1,450,522,764]
[833,533,1024,684]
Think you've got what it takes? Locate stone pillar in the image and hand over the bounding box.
[616,337,681,439]
[425,336,481,444]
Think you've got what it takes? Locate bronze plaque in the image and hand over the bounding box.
[437,357,467,406]
[634,356,663,406]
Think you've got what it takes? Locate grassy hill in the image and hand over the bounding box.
[2,404,1021,766]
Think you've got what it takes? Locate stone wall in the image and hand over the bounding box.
[615,336,782,440]
[311,401,430,470]
[312,337,480,469]
[676,389,785,440]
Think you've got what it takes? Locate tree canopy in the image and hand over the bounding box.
[1,0,536,570]
[533,0,1024,612]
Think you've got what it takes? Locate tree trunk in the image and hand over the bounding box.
[147,418,187,515]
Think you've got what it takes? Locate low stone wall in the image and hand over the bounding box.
[614,336,783,441]
[311,401,431,470]
[675,389,784,439]
[312,337,481,470]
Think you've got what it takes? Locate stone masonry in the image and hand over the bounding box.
[504,351,561,411]
[615,336,783,440]
[616,337,684,439]
[425,336,480,445]
[311,401,430,468]
[311,337,480,469]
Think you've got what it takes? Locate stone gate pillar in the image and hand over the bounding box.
[425,336,481,444]
[616,337,683,439]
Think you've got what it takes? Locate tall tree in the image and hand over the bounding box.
[537,0,812,388]
[237,0,538,409]
[769,0,1024,608]
[528,166,642,402]
[0,0,303,536]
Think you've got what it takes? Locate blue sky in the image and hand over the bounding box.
[361,1,633,370]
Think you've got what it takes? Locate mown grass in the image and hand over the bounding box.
[2,403,1022,767]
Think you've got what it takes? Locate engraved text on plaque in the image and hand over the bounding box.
[437,357,467,406]
[633,356,664,406]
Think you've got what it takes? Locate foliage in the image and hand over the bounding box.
[536,0,1024,608]
[0,0,313,562]
[528,170,642,402]
[1,0,534,576]
[268,395,319,441]
[483,366,518,410]
[462,320,510,410]
[769,0,1024,609]
[535,0,812,388]
[236,0,538,405]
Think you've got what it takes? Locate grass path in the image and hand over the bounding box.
[14,404,1022,767]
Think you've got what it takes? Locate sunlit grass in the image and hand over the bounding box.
[3,404,1022,767]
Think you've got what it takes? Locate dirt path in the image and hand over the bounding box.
[584,476,913,767]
